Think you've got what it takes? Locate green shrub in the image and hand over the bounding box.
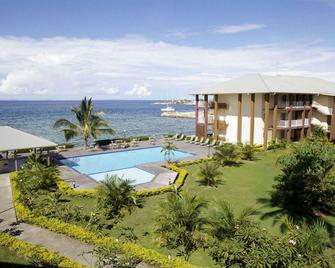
[0,232,85,268]
[241,144,256,161]
[9,173,198,268]
[267,140,288,150]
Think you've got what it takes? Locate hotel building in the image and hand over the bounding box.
[193,74,335,147]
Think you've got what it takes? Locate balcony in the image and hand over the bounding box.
[277,119,309,128]
[277,101,311,109]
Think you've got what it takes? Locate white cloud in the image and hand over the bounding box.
[214,24,267,33]
[0,36,334,99]
[126,84,152,97]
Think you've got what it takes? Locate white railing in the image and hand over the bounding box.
[277,101,310,108]
[277,119,309,128]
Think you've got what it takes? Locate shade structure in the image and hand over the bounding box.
[0,126,57,152]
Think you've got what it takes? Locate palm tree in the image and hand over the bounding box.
[96,175,142,221]
[161,142,177,163]
[213,143,241,166]
[197,161,223,187]
[155,191,207,260]
[54,97,115,149]
[208,201,257,240]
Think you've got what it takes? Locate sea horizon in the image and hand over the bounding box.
[0,99,194,146]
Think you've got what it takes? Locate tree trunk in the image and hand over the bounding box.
[84,137,88,150]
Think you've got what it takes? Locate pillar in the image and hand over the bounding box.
[250,94,255,145]
[272,94,278,142]
[237,94,242,143]
[263,93,270,148]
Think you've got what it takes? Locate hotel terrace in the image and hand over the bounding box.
[193,74,335,147]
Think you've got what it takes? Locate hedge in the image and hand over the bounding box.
[10,173,197,268]
[0,232,86,268]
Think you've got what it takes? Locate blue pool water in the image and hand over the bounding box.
[61,146,191,185]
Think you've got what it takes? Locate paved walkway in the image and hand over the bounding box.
[0,173,154,267]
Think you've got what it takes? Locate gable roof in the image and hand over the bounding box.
[0,126,57,152]
[193,74,335,96]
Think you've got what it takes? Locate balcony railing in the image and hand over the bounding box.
[277,119,309,128]
[277,101,311,109]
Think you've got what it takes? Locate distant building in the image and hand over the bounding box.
[192,74,335,147]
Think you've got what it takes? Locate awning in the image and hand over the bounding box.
[0,126,57,152]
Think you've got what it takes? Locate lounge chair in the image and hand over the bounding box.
[176,134,185,141]
[207,139,217,147]
[171,133,181,140]
[190,136,199,144]
[195,137,204,145]
[200,138,210,146]
[149,137,156,145]
[186,135,195,143]
[214,140,224,148]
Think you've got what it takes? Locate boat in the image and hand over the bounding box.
[161,104,175,112]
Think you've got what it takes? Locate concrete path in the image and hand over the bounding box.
[0,173,153,267]
[0,173,95,266]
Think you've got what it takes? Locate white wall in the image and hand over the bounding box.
[217,93,264,145]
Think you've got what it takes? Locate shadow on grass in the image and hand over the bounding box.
[257,197,335,238]
[0,263,37,268]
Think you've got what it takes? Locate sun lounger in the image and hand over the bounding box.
[195,137,204,145]
[190,136,199,144]
[172,133,181,140]
[214,140,224,148]
[186,135,195,143]
[207,139,217,147]
[149,137,156,145]
[200,138,210,146]
[176,134,185,141]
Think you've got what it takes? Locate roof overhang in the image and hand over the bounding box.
[0,126,58,152]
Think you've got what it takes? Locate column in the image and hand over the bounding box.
[250,94,255,145]
[287,95,293,141]
[237,94,242,143]
[263,93,270,148]
[272,94,278,142]
[204,94,208,137]
[195,95,199,136]
[300,95,306,140]
[214,94,219,140]
[307,95,313,136]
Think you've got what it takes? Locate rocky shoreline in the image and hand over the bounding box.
[161,111,195,119]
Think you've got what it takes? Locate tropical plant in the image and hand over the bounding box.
[96,175,142,222]
[312,124,328,141]
[213,143,241,166]
[197,161,222,187]
[23,153,46,169]
[207,201,256,240]
[241,144,256,160]
[53,97,115,149]
[161,142,177,163]
[91,245,140,268]
[155,190,207,260]
[271,139,335,215]
[208,204,334,267]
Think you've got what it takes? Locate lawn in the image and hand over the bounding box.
[108,149,289,267]
[37,148,335,267]
[0,246,31,267]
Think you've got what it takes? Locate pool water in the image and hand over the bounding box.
[60,146,191,185]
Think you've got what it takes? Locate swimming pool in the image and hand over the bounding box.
[60,146,192,185]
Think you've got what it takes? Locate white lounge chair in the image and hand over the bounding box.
[214,140,224,148]
[207,139,217,147]
[200,138,210,146]
[176,134,185,141]
[186,135,195,143]
[195,137,204,145]
[191,136,199,144]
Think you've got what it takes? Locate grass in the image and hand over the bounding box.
[36,149,335,267]
[0,246,31,267]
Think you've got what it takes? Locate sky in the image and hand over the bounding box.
[0,0,334,100]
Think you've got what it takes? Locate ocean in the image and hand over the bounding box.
[0,100,194,146]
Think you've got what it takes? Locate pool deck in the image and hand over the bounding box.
[55,139,212,190]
